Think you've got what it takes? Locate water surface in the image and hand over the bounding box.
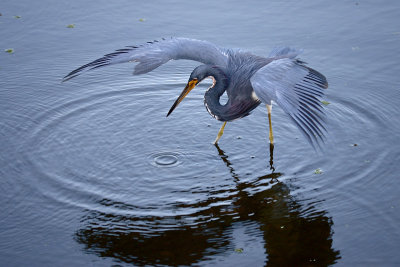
[1,0,400,266]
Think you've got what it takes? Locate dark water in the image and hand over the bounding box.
[1,1,400,266]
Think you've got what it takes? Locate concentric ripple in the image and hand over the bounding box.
[149,151,182,167]
[22,85,280,233]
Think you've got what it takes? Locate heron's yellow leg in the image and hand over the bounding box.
[267,104,274,145]
[214,122,227,144]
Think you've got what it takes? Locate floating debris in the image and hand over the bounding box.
[5,48,14,54]
[321,100,330,106]
[234,248,244,253]
[139,18,146,22]
[66,24,75,28]
[314,168,323,174]
[237,136,242,139]
[351,143,358,147]
[14,15,21,19]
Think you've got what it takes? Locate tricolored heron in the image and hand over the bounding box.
[63,37,328,147]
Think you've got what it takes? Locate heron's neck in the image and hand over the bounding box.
[203,66,231,121]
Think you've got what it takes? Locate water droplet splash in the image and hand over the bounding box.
[149,152,182,167]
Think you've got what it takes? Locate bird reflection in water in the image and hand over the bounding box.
[75,148,340,266]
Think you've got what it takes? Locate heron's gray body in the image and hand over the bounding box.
[64,37,328,147]
[202,51,270,121]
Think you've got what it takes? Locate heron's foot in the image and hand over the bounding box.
[269,143,275,172]
[214,122,227,144]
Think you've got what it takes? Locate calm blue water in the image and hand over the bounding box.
[1,0,400,266]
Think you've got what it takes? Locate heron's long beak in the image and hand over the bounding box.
[167,79,198,117]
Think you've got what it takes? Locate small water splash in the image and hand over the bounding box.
[149,151,182,167]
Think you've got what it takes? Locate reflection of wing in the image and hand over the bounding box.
[63,37,229,81]
[250,58,328,147]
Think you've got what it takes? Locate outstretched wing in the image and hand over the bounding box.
[63,37,229,81]
[250,57,328,147]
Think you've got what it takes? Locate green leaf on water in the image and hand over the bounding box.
[14,15,21,19]
[66,24,75,28]
[321,100,330,105]
[234,248,244,253]
[314,168,323,174]
[139,18,145,22]
[5,48,14,54]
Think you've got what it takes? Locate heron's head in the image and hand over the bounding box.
[167,65,209,117]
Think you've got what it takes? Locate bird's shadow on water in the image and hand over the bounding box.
[75,144,340,266]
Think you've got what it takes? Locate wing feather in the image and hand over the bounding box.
[268,47,303,60]
[63,37,228,81]
[250,57,328,147]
